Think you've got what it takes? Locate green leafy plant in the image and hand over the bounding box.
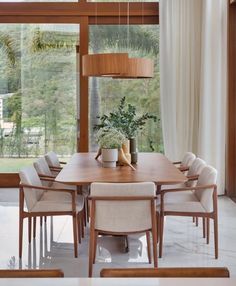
[94,97,157,139]
[96,127,126,149]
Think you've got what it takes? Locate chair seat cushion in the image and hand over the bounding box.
[156,190,197,206]
[157,201,206,213]
[32,193,84,213]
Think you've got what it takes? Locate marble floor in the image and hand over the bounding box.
[0,188,236,277]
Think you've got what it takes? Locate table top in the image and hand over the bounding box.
[0,278,235,286]
[56,152,186,186]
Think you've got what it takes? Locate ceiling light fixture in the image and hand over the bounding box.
[82,2,154,79]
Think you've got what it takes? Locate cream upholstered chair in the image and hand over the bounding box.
[19,166,84,258]
[158,165,218,259]
[34,157,75,190]
[45,151,66,173]
[88,182,158,277]
[173,152,196,172]
[43,155,90,229]
[33,158,86,240]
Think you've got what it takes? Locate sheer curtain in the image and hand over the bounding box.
[160,0,227,195]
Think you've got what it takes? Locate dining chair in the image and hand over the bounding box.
[19,166,84,258]
[34,157,86,239]
[88,182,158,277]
[0,269,64,278]
[158,165,218,259]
[100,267,230,278]
[173,152,196,172]
[45,151,66,173]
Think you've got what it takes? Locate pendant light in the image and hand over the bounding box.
[82,2,154,78]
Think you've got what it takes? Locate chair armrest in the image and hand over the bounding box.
[39,174,56,179]
[186,175,199,181]
[173,161,181,165]
[39,176,56,182]
[178,166,189,172]
[19,183,74,194]
[162,184,217,195]
[59,161,67,165]
[49,166,62,172]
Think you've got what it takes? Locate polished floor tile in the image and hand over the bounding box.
[0,189,236,277]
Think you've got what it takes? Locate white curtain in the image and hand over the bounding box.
[160,0,227,195]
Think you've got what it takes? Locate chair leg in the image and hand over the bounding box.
[28,217,32,243]
[44,216,47,223]
[83,204,87,227]
[195,217,198,227]
[202,217,206,238]
[72,214,78,258]
[81,213,85,238]
[89,226,95,277]
[40,216,43,226]
[33,217,37,238]
[86,198,89,223]
[93,231,98,264]
[214,215,218,259]
[193,217,195,223]
[206,217,210,244]
[77,213,81,244]
[19,215,23,258]
[146,231,152,264]
[159,213,164,258]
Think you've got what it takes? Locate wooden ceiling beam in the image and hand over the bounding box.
[0,2,159,17]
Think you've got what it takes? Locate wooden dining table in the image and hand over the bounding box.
[55,152,187,188]
[55,152,186,252]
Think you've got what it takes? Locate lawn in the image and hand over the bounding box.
[0,157,69,172]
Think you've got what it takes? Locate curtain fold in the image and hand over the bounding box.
[160,0,227,195]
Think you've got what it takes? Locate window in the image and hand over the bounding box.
[89,25,163,153]
[0,24,79,172]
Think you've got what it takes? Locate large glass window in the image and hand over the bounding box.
[89,25,162,152]
[0,24,79,172]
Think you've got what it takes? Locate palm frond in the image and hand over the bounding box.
[0,32,16,65]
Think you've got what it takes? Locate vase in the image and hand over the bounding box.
[130,137,138,164]
[101,148,118,168]
[118,139,131,165]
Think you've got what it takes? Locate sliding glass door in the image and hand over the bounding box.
[0,24,79,172]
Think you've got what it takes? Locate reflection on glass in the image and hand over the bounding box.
[89,25,163,153]
[0,24,79,172]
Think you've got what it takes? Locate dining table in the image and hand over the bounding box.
[55,152,187,252]
[55,152,187,188]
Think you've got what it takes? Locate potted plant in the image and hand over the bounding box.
[94,97,157,163]
[96,127,126,168]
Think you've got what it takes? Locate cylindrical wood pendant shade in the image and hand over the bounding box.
[82,53,129,77]
[112,57,154,79]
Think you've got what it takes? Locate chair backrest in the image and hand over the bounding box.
[186,158,206,187]
[19,166,44,211]
[45,151,61,168]
[195,165,217,212]
[181,152,196,168]
[34,157,52,177]
[100,267,230,278]
[0,269,64,278]
[90,182,156,233]
[34,157,53,187]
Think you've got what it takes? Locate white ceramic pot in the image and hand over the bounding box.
[101,148,118,168]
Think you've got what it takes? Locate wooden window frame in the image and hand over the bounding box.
[0,2,159,186]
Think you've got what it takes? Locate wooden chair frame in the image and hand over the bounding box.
[158,184,218,259]
[88,196,158,277]
[19,183,84,259]
[100,267,230,278]
[0,269,64,278]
